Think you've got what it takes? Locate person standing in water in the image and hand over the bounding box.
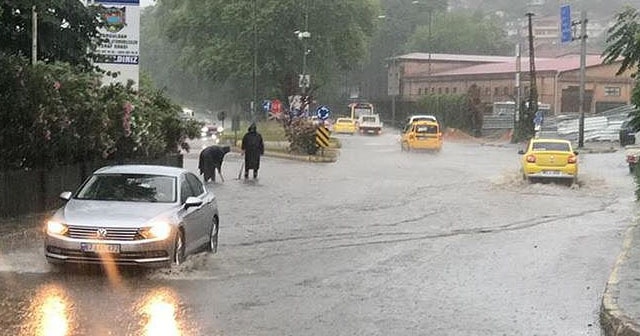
[241,123,264,179]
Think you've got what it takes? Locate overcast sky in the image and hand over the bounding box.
[140,0,154,7]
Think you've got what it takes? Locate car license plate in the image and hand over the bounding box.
[81,243,120,253]
[542,170,560,175]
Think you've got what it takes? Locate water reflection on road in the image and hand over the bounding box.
[21,284,73,336]
[1,269,198,336]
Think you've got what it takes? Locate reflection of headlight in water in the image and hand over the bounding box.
[139,288,184,336]
[40,295,69,336]
[23,284,72,336]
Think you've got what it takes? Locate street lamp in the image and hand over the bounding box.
[295,7,311,115]
[411,1,434,76]
[252,0,257,121]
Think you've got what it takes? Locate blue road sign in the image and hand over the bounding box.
[316,105,331,120]
[560,5,572,44]
[534,110,544,127]
[262,100,272,113]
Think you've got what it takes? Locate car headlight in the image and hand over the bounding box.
[46,220,68,235]
[139,222,172,240]
[217,126,224,133]
[201,126,209,133]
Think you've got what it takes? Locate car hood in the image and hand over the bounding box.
[59,200,178,228]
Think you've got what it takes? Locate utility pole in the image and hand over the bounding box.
[513,22,522,143]
[302,1,309,102]
[31,5,37,65]
[575,11,588,148]
[525,12,538,140]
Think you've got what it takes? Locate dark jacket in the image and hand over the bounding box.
[241,125,264,170]
[198,145,230,181]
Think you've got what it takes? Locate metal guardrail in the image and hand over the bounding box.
[482,104,637,142]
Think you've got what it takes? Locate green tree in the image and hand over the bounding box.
[150,0,377,105]
[603,7,640,129]
[406,10,511,55]
[0,0,103,68]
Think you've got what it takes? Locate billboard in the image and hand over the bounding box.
[94,0,140,89]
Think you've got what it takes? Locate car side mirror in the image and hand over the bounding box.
[59,191,72,201]
[184,196,203,208]
[517,149,525,155]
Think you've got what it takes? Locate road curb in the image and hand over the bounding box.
[601,224,640,336]
[261,150,338,163]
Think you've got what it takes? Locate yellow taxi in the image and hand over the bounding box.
[518,138,578,185]
[400,121,443,152]
[332,117,357,135]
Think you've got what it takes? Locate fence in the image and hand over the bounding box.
[0,155,183,218]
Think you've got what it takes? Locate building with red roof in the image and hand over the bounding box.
[388,52,634,114]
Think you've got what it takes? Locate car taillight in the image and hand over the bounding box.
[526,155,536,163]
[628,155,639,163]
[567,155,577,164]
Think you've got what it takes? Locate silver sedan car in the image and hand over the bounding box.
[44,165,219,268]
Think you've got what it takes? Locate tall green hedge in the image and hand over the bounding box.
[0,54,200,170]
[415,93,483,135]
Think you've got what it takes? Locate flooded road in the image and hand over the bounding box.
[0,132,634,335]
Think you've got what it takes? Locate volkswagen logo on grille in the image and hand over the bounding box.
[96,228,108,239]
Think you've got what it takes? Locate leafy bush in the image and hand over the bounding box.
[0,54,200,170]
[284,118,318,155]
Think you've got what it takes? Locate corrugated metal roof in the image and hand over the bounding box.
[407,55,608,78]
[396,53,518,63]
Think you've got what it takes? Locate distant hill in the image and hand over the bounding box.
[448,0,640,19]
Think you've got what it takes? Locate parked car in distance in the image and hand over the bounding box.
[625,144,640,173]
[518,138,578,185]
[358,114,383,135]
[332,117,357,135]
[619,120,637,147]
[44,165,219,268]
[400,120,443,152]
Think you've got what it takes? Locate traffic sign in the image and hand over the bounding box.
[298,74,310,88]
[315,125,330,148]
[262,100,272,112]
[271,99,282,113]
[560,5,572,43]
[316,105,330,120]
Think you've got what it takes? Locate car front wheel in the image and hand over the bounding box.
[173,230,185,266]
[207,217,219,253]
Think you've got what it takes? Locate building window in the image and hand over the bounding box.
[604,86,621,96]
[503,87,509,95]
[494,87,499,95]
[418,88,423,95]
[431,87,435,93]
[438,87,442,94]
[445,87,449,94]
[485,87,490,95]
[453,87,457,93]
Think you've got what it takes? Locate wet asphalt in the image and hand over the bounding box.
[0,132,635,335]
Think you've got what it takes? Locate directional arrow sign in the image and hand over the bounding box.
[316,105,331,121]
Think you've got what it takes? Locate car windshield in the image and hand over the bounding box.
[412,116,436,122]
[362,116,376,122]
[75,173,176,203]
[337,119,352,123]
[415,125,438,134]
[532,142,571,152]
